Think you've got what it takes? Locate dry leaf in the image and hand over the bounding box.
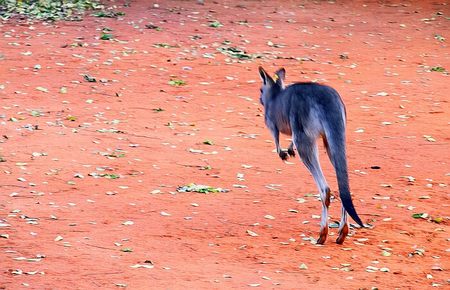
[246,230,258,237]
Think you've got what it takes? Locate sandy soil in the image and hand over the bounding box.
[1,0,449,289]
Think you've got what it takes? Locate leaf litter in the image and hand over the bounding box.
[2,1,449,289]
[177,183,229,194]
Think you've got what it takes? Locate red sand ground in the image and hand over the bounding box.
[0,0,449,289]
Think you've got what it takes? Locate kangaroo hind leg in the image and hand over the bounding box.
[293,132,330,244]
[323,134,349,244]
[336,206,349,244]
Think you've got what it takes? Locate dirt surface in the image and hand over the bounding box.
[1,0,449,289]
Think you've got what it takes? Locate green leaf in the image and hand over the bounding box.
[177,183,229,193]
[208,20,223,28]
[104,174,120,179]
[168,79,186,86]
[0,0,104,21]
[101,33,114,40]
[93,11,125,18]
[66,115,77,122]
[430,66,445,72]
[412,213,428,219]
[153,43,177,48]
[217,46,257,60]
[412,213,423,218]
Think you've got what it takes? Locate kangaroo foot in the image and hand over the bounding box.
[316,227,328,245]
[336,223,349,244]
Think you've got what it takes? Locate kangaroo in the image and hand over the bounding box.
[258,66,364,244]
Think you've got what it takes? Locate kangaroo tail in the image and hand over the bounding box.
[325,122,364,227]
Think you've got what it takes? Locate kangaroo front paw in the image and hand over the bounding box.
[287,147,295,157]
[279,150,289,160]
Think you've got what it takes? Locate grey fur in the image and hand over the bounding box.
[258,67,364,244]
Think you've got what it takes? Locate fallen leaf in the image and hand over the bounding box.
[366,265,378,272]
[36,86,48,93]
[432,217,443,223]
[130,264,154,269]
[168,79,186,86]
[382,250,392,257]
[412,213,428,219]
[430,66,445,72]
[299,263,308,270]
[423,135,436,142]
[101,33,114,40]
[246,230,258,237]
[208,20,223,28]
[83,74,96,82]
[177,183,229,193]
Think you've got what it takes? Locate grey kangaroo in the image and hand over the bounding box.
[258,66,364,244]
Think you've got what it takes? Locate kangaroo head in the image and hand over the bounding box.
[258,66,286,106]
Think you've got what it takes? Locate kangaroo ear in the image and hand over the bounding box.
[275,68,286,87]
[258,66,273,85]
[275,68,286,81]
